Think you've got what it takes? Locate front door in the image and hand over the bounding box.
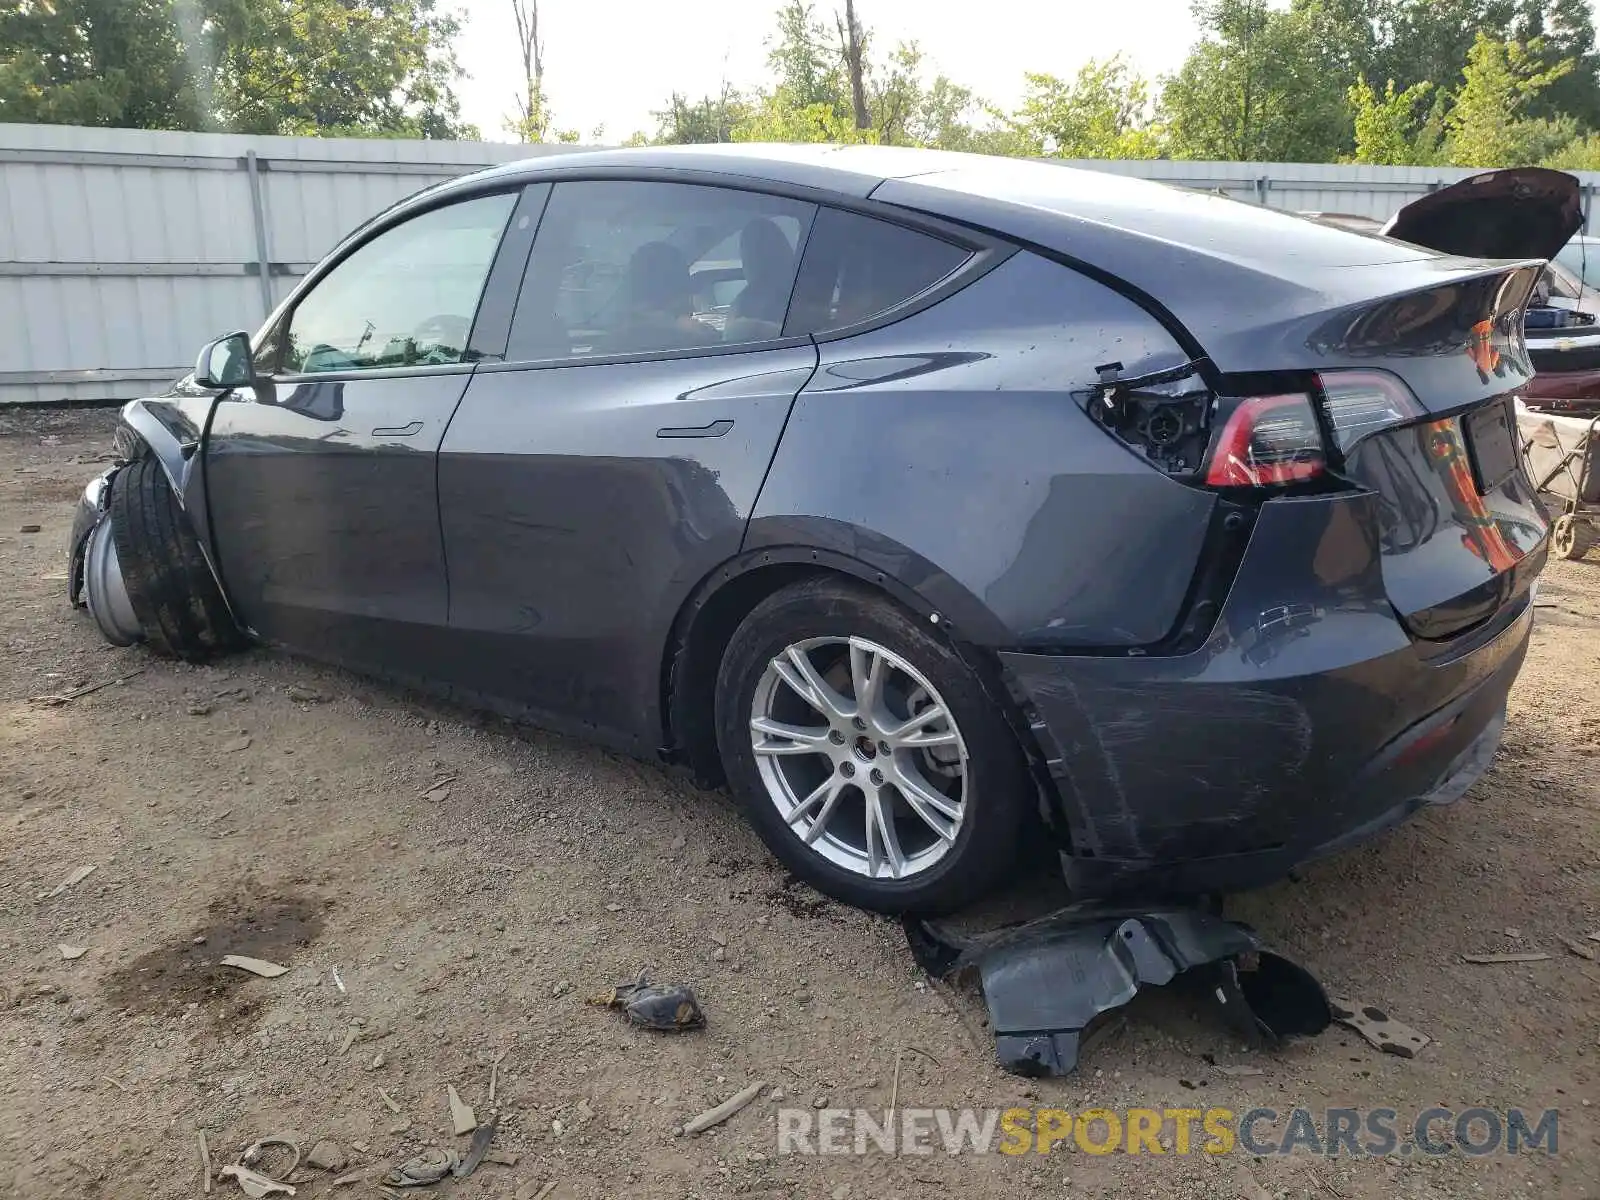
[436,179,820,748]
[204,189,520,675]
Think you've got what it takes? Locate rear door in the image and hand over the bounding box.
[205,188,526,672]
[436,179,820,747]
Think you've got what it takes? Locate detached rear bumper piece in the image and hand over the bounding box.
[906,906,1331,1077]
[1006,490,1538,900]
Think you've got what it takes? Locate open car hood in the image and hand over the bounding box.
[1381,167,1583,260]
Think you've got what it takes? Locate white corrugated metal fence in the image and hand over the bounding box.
[0,124,582,405]
[3,124,1597,405]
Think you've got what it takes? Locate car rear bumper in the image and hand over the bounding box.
[1001,489,1541,901]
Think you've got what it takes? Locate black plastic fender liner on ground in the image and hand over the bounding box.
[905,905,1332,1077]
[107,455,244,663]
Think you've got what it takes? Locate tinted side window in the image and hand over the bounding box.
[509,181,816,362]
[282,192,516,374]
[785,208,971,337]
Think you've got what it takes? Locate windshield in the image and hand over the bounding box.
[1555,240,1600,291]
[1543,259,1585,302]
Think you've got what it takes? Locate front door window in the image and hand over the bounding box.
[282,192,517,374]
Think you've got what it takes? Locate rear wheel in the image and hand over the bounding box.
[108,456,243,662]
[1552,513,1595,561]
[714,577,1031,914]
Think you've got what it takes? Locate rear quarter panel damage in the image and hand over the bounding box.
[746,250,1217,652]
[1001,488,1534,890]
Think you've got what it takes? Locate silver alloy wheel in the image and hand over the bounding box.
[749,635,969,881]
[82,516,142,646]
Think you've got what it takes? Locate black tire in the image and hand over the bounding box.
[109,455,243,662]
[714,577,1031,915]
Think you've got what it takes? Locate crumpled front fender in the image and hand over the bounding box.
[105,393,231,600]
[115,395,206,508]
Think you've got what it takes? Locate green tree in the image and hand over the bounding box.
[1511,0,1600,129]
[1544,131,1600,169]
[0,0,209,129]
[1348,0,1600,130]
[1443,31,1573,166]
[1162,0,1356,161]
[1346,76,1438,164]
[506,0,548,142]
[211,0,478,138]
[903,73,998,151]
[767,0,841,109]
[1005,56,1165,158]
[645,86,752,144]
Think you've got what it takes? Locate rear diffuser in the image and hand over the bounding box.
[905,905,1331,1078]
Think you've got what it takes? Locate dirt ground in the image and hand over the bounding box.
[1,407,1597,1200]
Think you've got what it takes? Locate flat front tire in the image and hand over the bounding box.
[108,456,243,662]
[714,577,1031,914]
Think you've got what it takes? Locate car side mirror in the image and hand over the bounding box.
[194,332,255,389]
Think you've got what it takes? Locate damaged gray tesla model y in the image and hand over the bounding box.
[69,145,1549,915]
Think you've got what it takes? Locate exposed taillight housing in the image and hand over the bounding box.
[1314,369,1423,453]
[1203,394,1326,487]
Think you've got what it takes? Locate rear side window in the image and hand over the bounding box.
[784,208,971,337]
[508,180,815,362]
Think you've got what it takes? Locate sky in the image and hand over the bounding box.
[450,0,1204,143]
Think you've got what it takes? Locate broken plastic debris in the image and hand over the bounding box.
[1200,1052,1264,1077]
[905,905,1330,1078]
[446,1084,476,1136]
[58,943,88,960]
[218,1165,295,1198]
[44,864,97,899]
[456,1115,499,1180]
[240,1137,301,1181]
[199,1130,213,1195]
[382,1148,460,1188]
[221,954,290,978]
[682,1079,766,1135]
[591,972,705,1031]
[1329,998,1430,1058]
[305,1141,347,1173]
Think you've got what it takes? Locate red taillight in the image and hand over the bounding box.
[1204,394,1326,488]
